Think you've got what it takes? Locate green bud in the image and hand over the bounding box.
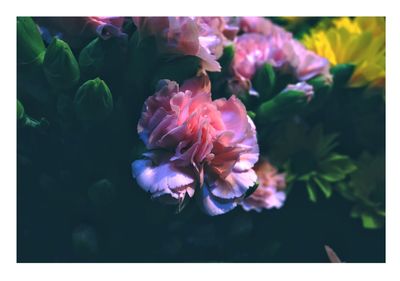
[256,90,308,124]
[88,179,116,208]
[43,38,80,90]
[72,225,98,256]
[74,78,114,122]
[253,63,276,102]
[17,100,25,120]
[306,75,332,111]
[17,99,49,128]
[79,38,105,78]
[331,64,355,87]
[17,17,46,65]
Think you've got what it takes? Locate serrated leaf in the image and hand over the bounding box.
[313,176,332,198]
[319,153,356,182]
[361,213,383,229]
[317,133,339,158]
[306,181,318,202]
[319,166,346,182]
[322,153,357,174]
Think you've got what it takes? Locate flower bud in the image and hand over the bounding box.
[78,38,105,78]
[74,78,113,122]
[43,38,80,90]
[88,179,116,207]
[256,90,309,124]
[72,225,98,257]
[331,63,355,87]
[17,17,46,65]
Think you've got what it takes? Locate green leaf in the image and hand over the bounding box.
[361,213,383,229]
[319,167,346,182]
[306,181,318,202]
[313,176,332,198]
[17,100,25,120]
[319,153,357,182]
[247,111,256,120]
[218,45,235,72]
[253,63,276,102]
[244,182,259,199]
[331,63,355,87]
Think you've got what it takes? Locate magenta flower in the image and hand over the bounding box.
[132,76,259,215]
[133,17,238,72]
[241,159,287,212]
[232,17,330,85]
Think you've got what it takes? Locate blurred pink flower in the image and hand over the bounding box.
[241,159,286,212]
[283,81,314,102]
[132,76,259,215]
[35,17,125,48]
[232,17,329,85]
[133,17,237,72]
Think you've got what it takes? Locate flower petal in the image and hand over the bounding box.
[200,183,238,216]
[208,169,257,199]
[132,155,195,197]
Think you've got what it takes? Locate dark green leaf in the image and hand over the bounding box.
[306,181,318,202]
[313,176,332,198]
[253,63,276,101]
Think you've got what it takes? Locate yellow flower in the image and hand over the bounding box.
[302,17,385,88]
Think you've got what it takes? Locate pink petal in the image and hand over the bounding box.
[132,154,196,198]
[208,169,257,199]
[200,183,238,216]
[214,95,248,142]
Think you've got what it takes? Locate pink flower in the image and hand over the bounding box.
[232,17,329,84]
[241,159,286,212]
[132,76,259,215]
[34,17,125,48]
[133,17,237,72]
[283,81,314,102]
[289,40,331,81]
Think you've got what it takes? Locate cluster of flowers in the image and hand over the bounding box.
[125,17,329,215]
[31,16,385,216]
[18,15,386,226]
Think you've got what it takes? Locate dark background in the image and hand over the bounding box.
[17,134,385,262]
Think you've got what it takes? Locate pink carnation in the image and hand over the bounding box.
[132,76,259,215]
[133,17,237,72]
[232,17,330,84]
[241,159,286,212]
